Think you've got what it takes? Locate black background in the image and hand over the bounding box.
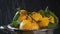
[0,0,60,34]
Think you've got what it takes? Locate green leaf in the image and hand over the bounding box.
[38,7,50,17]
[45,6,49,12]
[38,9,45,16]
[13,11,20,21]
[44,12,50,17]
[12,20,21,28]
[48,23,57,29]
[44,6,51,17]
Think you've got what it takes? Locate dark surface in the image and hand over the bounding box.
[0,0,60,34]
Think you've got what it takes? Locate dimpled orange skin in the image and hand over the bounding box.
[39,17,49,27]
[49,16,55,24]
[18,14,27,21]
[19,10,27,14]
[18,10,28,21]
[18,14,32,21]
[20,20,39,30]
[31,12,42,21]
